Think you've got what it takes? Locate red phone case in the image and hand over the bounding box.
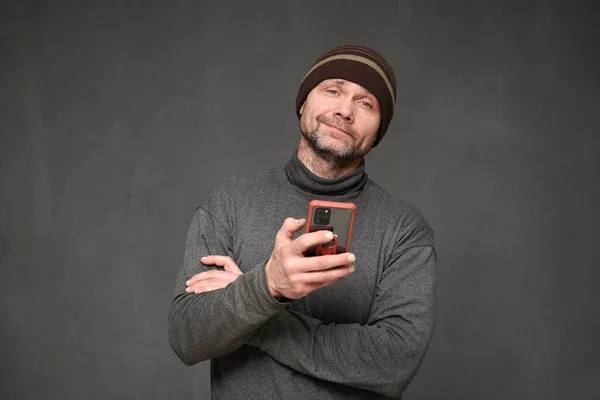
[305,200,356,256]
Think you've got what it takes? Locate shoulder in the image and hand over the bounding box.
[204,166,284,200]
[364,179,429,225]
[198,166,285,215]
[192,166,284,230]
[363,179,434,248]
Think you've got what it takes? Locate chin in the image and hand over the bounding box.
[313,140,359,163]
[301,126,363,162]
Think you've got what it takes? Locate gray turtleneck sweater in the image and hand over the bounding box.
[168,152,436,399]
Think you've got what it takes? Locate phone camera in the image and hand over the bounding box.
[314,207,331,225]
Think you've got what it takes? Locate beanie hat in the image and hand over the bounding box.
[296,45,396,147]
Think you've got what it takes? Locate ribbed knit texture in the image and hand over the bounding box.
[285,151,368,195]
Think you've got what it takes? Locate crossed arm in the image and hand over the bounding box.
[168,209,355,364]
[169,211,435,396]
[183,237,435,397]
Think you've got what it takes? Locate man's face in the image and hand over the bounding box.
[299,79,381,165]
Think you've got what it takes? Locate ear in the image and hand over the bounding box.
[299,101,305,115]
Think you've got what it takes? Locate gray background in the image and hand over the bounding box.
[1,1,599,399]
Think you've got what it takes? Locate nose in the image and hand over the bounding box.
[334,98,354,122]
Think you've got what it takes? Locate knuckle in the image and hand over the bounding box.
[322,271,335,282]
[282,257,297,272]
[303,232,318,245]
[289,274,302,285]
[294,234,307,246]
[315,253,330,264]
[314,257,330,270]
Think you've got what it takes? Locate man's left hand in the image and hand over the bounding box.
[186,255,243,293]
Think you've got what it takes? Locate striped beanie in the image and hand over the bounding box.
[296,45,397,147]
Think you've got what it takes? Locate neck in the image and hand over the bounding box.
[297,138,363,179]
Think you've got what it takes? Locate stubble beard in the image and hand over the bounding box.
[300,114,370,168]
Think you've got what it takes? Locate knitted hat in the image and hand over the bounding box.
[296,45,397,147]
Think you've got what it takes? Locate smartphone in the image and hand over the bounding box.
[304,200,356,256]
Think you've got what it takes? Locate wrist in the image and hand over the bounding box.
[265,258,283,300]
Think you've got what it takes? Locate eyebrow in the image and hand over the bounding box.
[323,79,377,104]
[329,79,376,101]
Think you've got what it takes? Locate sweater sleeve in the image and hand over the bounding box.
[247,242,436,398]
[168,208,285,366]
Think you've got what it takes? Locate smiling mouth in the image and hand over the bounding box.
[322,122,350,136]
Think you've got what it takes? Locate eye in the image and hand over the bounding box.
[360,100,373,109]
[326,89,339,95]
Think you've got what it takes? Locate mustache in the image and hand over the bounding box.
[317,116,355,137]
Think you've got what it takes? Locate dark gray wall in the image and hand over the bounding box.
[1,1,598,399]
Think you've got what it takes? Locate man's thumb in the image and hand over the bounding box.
[224,262,242,275]
[276,217,306,242]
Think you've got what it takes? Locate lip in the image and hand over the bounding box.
[322,122,350,136]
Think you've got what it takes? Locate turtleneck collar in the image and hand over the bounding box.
[285,150,368,196]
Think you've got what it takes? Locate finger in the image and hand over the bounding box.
[187,283,226,293]
[201,255,242,275]
[186,277,234,292]
[186,270,231,286]
[297,252,356,272]
[302,271,354,293]
[293,267,355,296]
[200,255,232,267]
[291,230,339,255]
[275,217,306,246]
[303,264,355,284]
[186,282,224,293]
[223,261,242,275]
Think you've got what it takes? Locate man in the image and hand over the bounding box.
[168,45,436,399]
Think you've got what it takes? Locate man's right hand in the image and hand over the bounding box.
[265,217,356,300]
